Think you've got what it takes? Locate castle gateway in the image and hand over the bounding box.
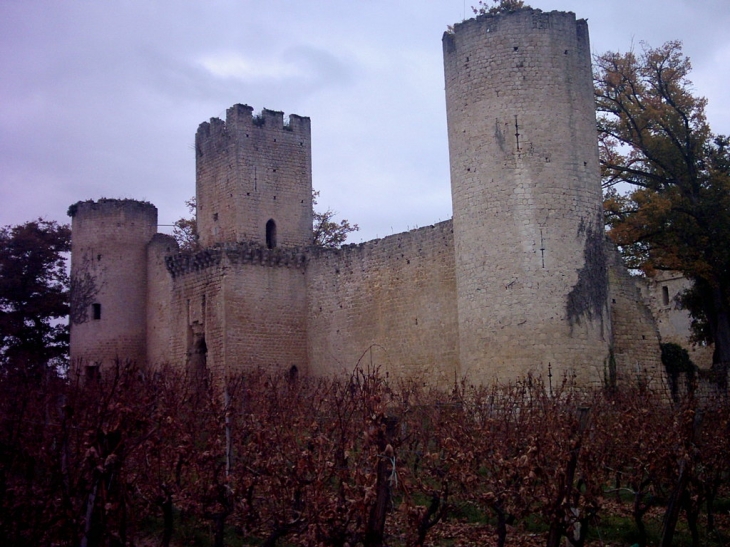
[69,9,663,388]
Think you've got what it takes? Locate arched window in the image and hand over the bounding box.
[266,219,277,249]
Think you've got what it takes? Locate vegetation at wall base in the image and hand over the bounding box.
[1,362,729,547]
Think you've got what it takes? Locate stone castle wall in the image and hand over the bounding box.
[161,243,308,378]
[306,221,459,387]
[606,243,664,387]
[69,9,674,389]
[444,10,610,384]
[146,233,178,367]
[639,271,713,369]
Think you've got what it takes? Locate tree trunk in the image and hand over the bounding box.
[364,417,398,547]
[213,513,226,547]
[707,485,717,533]
[660,458,690,547]
[80,477,100,547]
[632,490,649,547]
[547,434,582,547]
[685,501,700,547]
[493,503,507,547]
[705,284,730,389]
[160,491,174,547]
[414,491,444,547]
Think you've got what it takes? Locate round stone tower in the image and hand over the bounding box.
[68,199,157,372]
[443,9,610,384]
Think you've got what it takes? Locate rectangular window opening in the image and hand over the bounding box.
[92,303,102,320]
[85,365,100,382]
[662,286,670,306]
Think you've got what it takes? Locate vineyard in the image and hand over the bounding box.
[1,364,728,547]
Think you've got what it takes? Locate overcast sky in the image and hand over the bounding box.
[1,0,729,243]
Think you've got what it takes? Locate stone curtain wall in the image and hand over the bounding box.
[639,272,713,369]
[606,243,663,387]
[68,199,157,370]
[195,105,312,249]
[165,256,227,381]
[222,248,308,375]
[146,234,179,368]
[306,222,459,388]
[444,10,610,384]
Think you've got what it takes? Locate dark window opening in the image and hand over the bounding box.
[662,286,670,306]
[266,219,277,249]
[288,365,299,382]
[85,365,100,382]
[92,303,101,320]
[188,331,209,386]
[213,212,218,221]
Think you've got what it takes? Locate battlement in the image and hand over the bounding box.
[195,104,311,155]
[165,241,308,279]
[68,198,157,219]
[444,9,588,57]
[195,102,313,249]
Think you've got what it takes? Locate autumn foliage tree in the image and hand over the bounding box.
[311,190,359,248]
[172,197,199,252]
[173,191,359,250]
[596,41,730,380]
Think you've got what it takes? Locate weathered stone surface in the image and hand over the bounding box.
[444,10,610,385]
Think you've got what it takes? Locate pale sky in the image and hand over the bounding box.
[1,0,729,243]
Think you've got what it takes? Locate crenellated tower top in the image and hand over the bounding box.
[195,104,313,249]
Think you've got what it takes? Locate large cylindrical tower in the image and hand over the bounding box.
[68,199,157,372]
[444,9,610,384]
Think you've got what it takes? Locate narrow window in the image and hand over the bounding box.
[266,219,277,249]
[288,365,299,382]
[662,286,670,306]
[92,303,101,320]
[85,365,100,382]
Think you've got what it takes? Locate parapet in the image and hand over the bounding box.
[68,198,157,220]
[165,241,308,279]
[444,8,587,47]
[195,103,311,157]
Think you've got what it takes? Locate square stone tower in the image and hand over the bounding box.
[195,104,313,249]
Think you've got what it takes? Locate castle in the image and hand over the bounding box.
[69,9,667,388]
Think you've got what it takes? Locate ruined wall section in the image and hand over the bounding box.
[165,243,308,378]
[606,243,664,387]
[164,251,227,381]
[146,234,179,368]
[68,199,157,370]
[195,104,312,249]
[639,272,713,369]
[444,10,610,384]
[306,221,459,387]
